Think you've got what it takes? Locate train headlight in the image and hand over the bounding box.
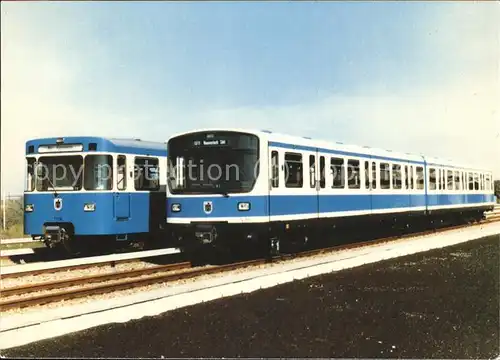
[238,202,251,211]
[84,203,96,212]
[171,203,181,212]
[25,204,34,212]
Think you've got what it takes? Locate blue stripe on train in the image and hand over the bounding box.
[167,193,494,219]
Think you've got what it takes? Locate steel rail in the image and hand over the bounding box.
[1,249,183,279]
[1,261,191,297]
[0,259,265,311]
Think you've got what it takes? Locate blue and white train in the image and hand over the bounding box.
[166,128,496,254]
[24,136,168,254]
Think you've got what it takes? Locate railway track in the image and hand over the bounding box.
[1,247,181,279]
[1,261,192,297]
[1,257,142,279]
[1,217,499,312]
[0,244,172,264]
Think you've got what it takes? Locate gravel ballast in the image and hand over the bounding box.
[2,234,499,359]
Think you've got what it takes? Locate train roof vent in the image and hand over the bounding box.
[303,136,311,139]
[336,142,343,144]
[261,129,272,133]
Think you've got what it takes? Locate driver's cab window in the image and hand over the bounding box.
[25,158,36,192]
[117,155,127,191]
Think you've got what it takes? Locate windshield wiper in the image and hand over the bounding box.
[37,163,59,198]
[46,180,59,198]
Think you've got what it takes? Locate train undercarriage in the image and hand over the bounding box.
[170,207,491,262]
[38,223,168,256]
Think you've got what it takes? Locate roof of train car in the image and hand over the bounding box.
[25,136,167,157]
[166,128,491,173]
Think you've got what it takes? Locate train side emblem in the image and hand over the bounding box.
[203,201,213,214]
[54,198,63,211]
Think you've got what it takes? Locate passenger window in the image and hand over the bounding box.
[485,175,491,191]
[271,151,279,188]
[429,168,436,190]
[392,164,402,189]
[371,162,377,189]
[380,163,390,189]
[348,159,360,189]
[117,155,127,191]
[416,166,424,190]
[447,170,453,190]
[454,171,460,190]
[404,165,408,190]
[134,157,160,190]
[364,161,370,189]
[468,173,474,190]
[409,165,414,190]
[319,156,325,188]
[309,155,316,188]
[285,153,303,188]
[331,157,345,189]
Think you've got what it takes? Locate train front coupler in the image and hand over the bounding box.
[43,225,69,248]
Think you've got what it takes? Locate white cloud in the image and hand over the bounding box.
[1,3,499,195]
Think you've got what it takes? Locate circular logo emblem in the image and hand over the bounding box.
[54,198,63,211]
[203,201,213,214]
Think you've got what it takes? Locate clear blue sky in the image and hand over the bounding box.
[1,2,499,193]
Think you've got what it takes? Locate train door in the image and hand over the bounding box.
[367,159,376,214]
[268,146,311,220]
[114,155,130,220]
[404,163,411,209]
[268,148,280,222]
[308,152,320,218]
[317,153,325,216]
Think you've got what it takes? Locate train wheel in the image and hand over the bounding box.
[184,245,212,266]
[61,232,83,256]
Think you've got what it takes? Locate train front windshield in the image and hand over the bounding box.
[32,156,84,191]
[25,155,113,192]
[168,131,260,194]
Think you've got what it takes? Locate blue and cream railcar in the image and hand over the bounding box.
[24,136,168,254]
[166,128,495,253]
[424,156,495,221]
